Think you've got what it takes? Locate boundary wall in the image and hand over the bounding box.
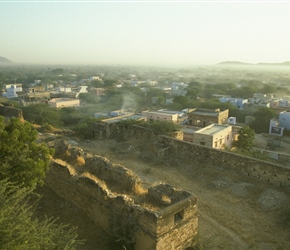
[0,104,23,119]
[45,141,198,250]
[156,135,290,187]
[94,123,290,187]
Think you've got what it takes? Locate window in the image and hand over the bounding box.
[174,210,184,224]
[227,135,230,140]
[215,142,218,147]
[200,141,205,146]
[220,139,222,145]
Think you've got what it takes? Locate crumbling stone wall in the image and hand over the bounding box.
[0,104,23,119]
[45,140,198,249]
[157,135,290,187]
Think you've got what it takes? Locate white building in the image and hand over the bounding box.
[2,84,23,98]
[55,87,72,93]
[75,86,88,98]
[90,76,102,81]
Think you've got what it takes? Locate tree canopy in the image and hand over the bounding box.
[0,180,82,250]
[0,116,52,189]
[249,107,276,133]
[233,126,255,152]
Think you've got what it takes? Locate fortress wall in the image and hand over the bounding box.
[0,105,23,119]
[94,123,290,187]
[45,156,198,249]
[157,135,290,187]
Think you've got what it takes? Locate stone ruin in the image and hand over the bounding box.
[45,140,198,249]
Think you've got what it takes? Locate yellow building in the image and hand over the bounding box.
[188,108,229,127]
[193,124,233,149]
[48,98,80,108]
[141,110,179,123]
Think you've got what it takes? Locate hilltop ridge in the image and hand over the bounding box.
[217,61,290,66]
[0,56,14,65]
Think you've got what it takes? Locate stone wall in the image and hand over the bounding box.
[156,135,290,187]
[0,104,23,119]
[93,123,290,187]
[45,140,198,249]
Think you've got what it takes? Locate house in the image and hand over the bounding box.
[258,101,271,108]
[193,124,233,149]
[182,124,233,149]
[219,97,248,108]
[90,88,105,96]
[269,119,284,136]
[278,110,290,129]
[171,82,188,90]
[187,108,229,127]
[2,85,18,98]
[55,87,72,93]
[270,99,280,108]
[75,86,88,98]
[90,76,102,81]
[141,110,179,123]
[48,98,80,108]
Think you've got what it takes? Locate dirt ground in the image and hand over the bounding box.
[35,134,290,250]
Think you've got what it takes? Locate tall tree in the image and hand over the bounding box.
[250,107,276,133]
[0,117,52,189]
[0,180,82,250]
[233,126,255,152]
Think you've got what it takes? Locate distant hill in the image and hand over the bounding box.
[0,56,14,64]
[257,61,290,66]
[217,61,290,66]
[217,61,254,66]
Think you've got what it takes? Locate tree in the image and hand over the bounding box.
[0,180,82,250]
[233,126,255,152]
[0,117,52,189]
[72,117,100,139]
[142,120,181,136]
[250,107,276,133]
[22,103,62,127]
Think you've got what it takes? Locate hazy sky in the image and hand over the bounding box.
[1,1,290,66]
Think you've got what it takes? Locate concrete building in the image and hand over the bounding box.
[188,108,229,127]
[48,98,80,108]
[3,85,18,98]
[90,76,102,81]
[3,84,23,98]
[192,124,233,149]
[258,101,271,108]
[90,87,105,96]
[75,86,88,98]
[219,97,248,109]
[55,87,72,93]
[278,110,290,129]
[141,110,179,123]
[269,119,284,136]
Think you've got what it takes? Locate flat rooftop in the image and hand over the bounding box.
[190,111,219,117]
[102,114,144,124]
[144,110,179,115]
[49,98,77,102]
[195,124,230,135]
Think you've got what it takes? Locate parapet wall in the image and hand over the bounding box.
[45,140,198,249]
[157,135,290,187]
[0,104,23,119]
